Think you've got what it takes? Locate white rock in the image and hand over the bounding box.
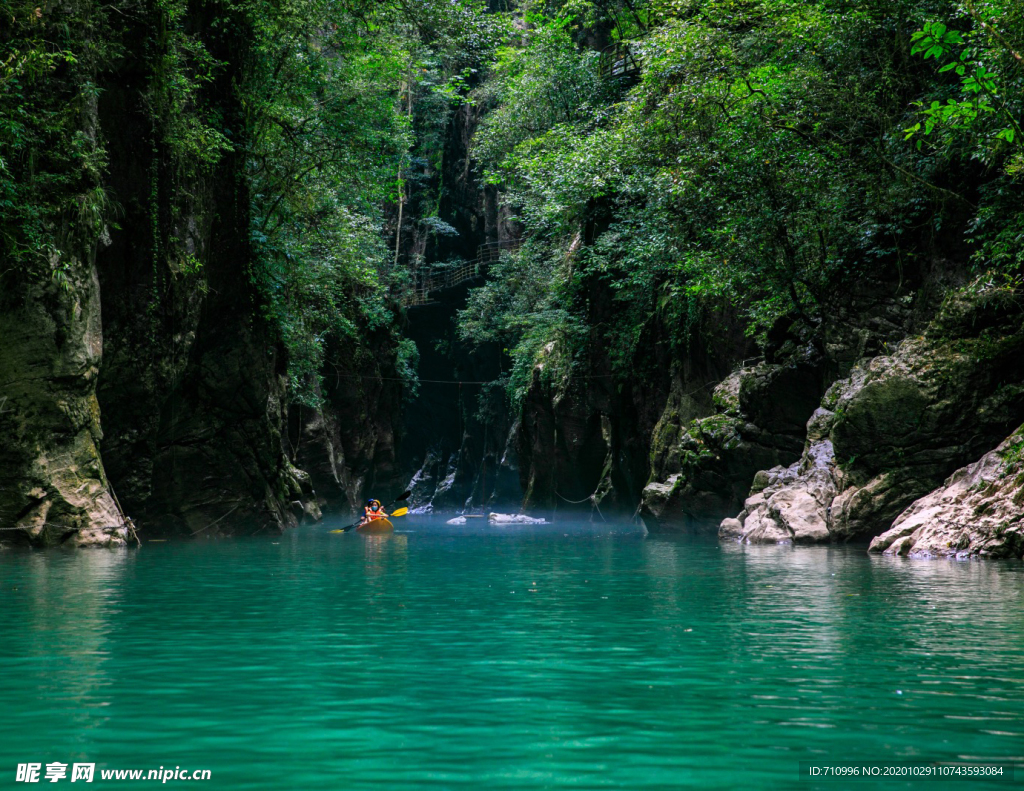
[487,512,546,524]
[869,427,1024,559]
[720,440,837,544]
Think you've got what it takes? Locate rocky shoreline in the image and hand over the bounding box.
[710,278,1024,559]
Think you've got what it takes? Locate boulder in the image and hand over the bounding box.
[869,426,1024,559]
[643,357,824,529]
[718,434,837,545]
[488,513,546,524]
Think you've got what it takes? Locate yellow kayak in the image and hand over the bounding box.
[357,518,394,534]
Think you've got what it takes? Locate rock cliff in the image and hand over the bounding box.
[0,253,124,547]
[720,277,1024,555]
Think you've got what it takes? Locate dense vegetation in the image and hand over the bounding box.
[1,0,500,405]
[2,0,1021,419]
[460,0,1023,402]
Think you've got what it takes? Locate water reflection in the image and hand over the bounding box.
[0,522,1022,789]
[2,548,133,762]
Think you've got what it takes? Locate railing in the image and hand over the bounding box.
[598,43,641,82]
[403,240,522,307]
[732,356,765,372]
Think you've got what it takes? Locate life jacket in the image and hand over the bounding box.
[364,506,385,521]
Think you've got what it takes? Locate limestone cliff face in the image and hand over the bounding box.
[640,258,958,533]
[0,76,126,548]
[96,173,308,537]
[290,333,407,517]
[640,354,823,529]
[511,269,911,524]
[508,283,691,518]
[720,278,1024,548]
[0,255,123,546]
[0,3,362,543]
[89,12,314,538]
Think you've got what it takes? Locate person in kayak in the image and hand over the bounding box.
[361,499,388,526]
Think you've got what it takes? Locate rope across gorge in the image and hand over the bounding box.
[0,519,141,544]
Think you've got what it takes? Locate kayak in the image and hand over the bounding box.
[357,518,394,534]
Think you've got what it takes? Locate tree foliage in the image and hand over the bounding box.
[242,0,503,404]
[1,0,111,287]
[4,0,1022,415]
[459,0,1024,402]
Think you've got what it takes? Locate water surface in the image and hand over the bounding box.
[2,518,1023,789]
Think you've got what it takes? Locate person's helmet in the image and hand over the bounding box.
[366,499,375,506]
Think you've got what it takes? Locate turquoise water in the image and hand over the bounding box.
[1,518,1023,790]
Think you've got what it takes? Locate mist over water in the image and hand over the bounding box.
[2,517,1023,789]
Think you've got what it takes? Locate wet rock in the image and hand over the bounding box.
[65,525,130,549]
[643,356,824,530]
[869,425,1024,559]
[405,448,443,510]
[492,420,523,503]
[719,517,744,539]
[488,513,546,524]
[431,453,462,509]
[721,277,1024,546]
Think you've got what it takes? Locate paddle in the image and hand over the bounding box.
[331,490,411,533]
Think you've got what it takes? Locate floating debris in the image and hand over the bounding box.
[487,513,546,524]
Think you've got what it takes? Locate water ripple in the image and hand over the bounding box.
[1,521,1022,789]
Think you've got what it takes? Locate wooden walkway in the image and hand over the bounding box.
[598,43,641,83]
[403,240,521,307]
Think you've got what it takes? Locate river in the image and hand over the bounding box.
[1,518,1022,789]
